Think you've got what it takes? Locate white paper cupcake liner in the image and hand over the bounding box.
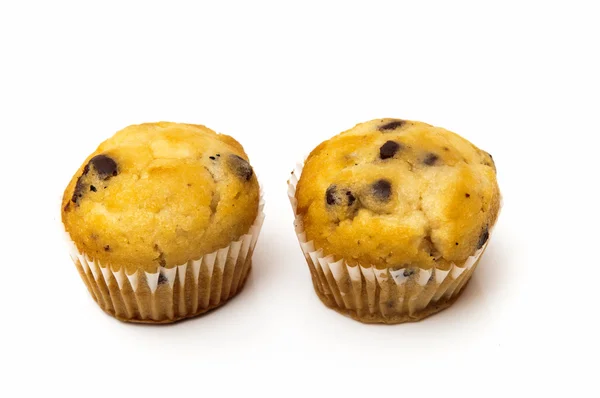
[64,195,265,324]
[288,162,492,324]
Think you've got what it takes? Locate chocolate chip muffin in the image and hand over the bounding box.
[289,118,500,324]
[62,122,264,323]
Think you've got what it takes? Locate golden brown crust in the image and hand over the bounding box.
[62,122,259,274]
[295,118,500,270]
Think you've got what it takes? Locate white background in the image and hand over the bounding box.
[1,1,599,396]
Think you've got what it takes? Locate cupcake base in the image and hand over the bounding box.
[95,264,252,324]
[300,245,484,325]
[312,275,471,324]
[74,250,254,324]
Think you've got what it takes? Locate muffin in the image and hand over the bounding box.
[62,122,264,323]
[288,118,500,324]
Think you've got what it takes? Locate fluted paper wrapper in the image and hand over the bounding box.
[64,198,265,324]
[288,163,491,324]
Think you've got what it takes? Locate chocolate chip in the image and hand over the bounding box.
[372,179,392,201]
[158,273,169,285]
[209,156,216,160]
[483,151,496,170]
[71,155,118,204]
[326,185,338,205]
[325,185,361,222]
[378,120,405,131]
[477,226,489,249]
[104,245,110,251]
[465,193,470,198]
[228,154,253,181]
[346,191,356,206]
[72,177,87,203]
[379,140,401,160]
[423,153,439,166]
[89,155,118,179]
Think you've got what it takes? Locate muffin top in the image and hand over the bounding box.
[62,122,260,273]
[295,118,500,270]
